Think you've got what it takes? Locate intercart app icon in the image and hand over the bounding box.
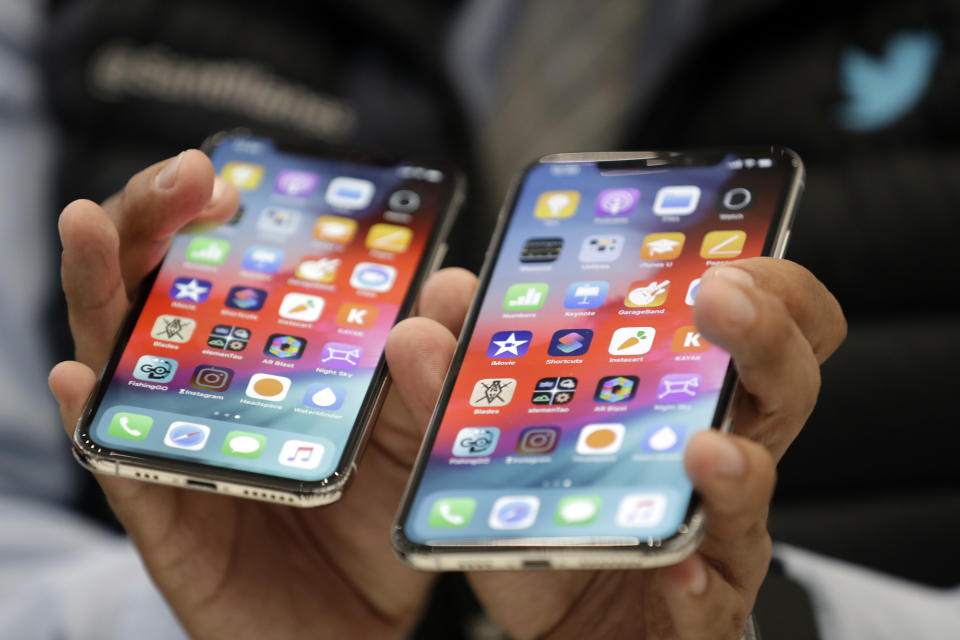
[274,169,319,197]
[452,427,500,457]
[608,327,656,356]
[595,188,639,217]
[169,277,211,303]
[133,355,178,383]
[487,331,532,358]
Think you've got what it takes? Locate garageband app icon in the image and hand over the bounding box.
[150,315,196,344]
[225,286,267,311]
[578,234,623,262]
[274,169,319,197]
[595,375,639,404]
[640,233,685,261]
[470,378,516,407]
[515,426,561,455]
[295,256,340,283]
[487,331,532,359]
[169,277,211,303]
[608,327,656,356]
[207,325,250,351]
[563,281,608,309]
[656,374,702,402]
[278,439,325,469]
[264,334,307,360]
[531,377,577,405]
[190,365,234,392]
[547,329,593,357]
[520,237,563,263]
[221,162,263,190]
[319,342,363,369]
[257,207,301,234]
[452,427,500,457]
[625,280,669,307]
[132,355,178,384]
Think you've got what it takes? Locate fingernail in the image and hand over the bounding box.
[154,152,184,190]
[211,175,227,202]
[688,556,708,596]
[714,277,756,327]
[714,266,754,287]
[713,435,746,477]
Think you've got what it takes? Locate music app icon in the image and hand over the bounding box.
[278,439,325,470]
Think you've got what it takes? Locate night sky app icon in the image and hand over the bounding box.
[547,329,593,357]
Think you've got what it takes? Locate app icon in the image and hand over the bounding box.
[274,169,319,197]
[265,334,307,360]
[452,427,500,457]
[336,303,378,329]
[319,342,363,368]
[624,280,670,308]
[207,325,250,351]
[227,203,244,225]
[278,439,325,469]
[366,223,413,253]
[325,176,375,210]
[556,496,601,525]
[653,186,701,216]
[564,281,609,309]
[516,426,561,455]
[132,355,178,383]
[700,230,746,259]
[616,494,667,528]
[245,373,292,401]
[640,233,686,260]
[576,423,625,455]
[242,246,285,273]
[222,431,267,458]
[718,187,753,211]
[313,215,357,244]
[641,425,686,453]
[489,496,539,530]
[164,421,211,451]
[185,237,230,265]
[595,376,639,403]
[350,262,397,292]
[278,292,324,322]
[470,378,516,407]
[548,329,594,357]
[150,315,196,343]
[225,286,267,311]
[579,234,623,262]
[608,327,656,356]
[595,188,639,217]
[388,189,420,213]
[221,162,263,190]
[303,383,347,410]
[257,207,301,234]
[190,365,234,392]
[503,283,549,310]
[520,237,563,263]
[531,377,577,405]
[169,277,211,303]
[429,498,476,528]
[108,412,153,440]
[534,190,580,219]
[671,326,711,353]
[685,279,701,306]
[656,374,702,402]
[295,256,340,283]
[487,331,532,358]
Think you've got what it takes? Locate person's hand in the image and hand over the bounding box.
[48,150,477,639]
[467,259,846,639]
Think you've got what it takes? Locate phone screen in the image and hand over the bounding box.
[82,135,454,485]
[401,152,795,547]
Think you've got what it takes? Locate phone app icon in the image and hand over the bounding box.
[264,334,307,360]
[242,246,285,273]
[718,187,753,211]
[245,373,292,401]
[564,281,609,309]
[222,431,267,458]
[672,326,711,353]
[185,237,230,265]
[685,279,701,306]
[150,315,196,344]
[534,190,579,219]
[641,232,686,261]
[489,496,539,530]
[700,230,746,259]
[319,342,363,368]
[164,421,211,451]
[579,235,623,262]
[487,331,532,358]
[531,377,577,405]
[388,189,421,213]
[548,329,593,357]
[595,188,639,217]
[595,376,639,403]
[429,498,476,529]
[225,286,267,311]
[294,256,340,284]
[221,162,263,190]
[616,494,667,528]
[278,439,325,469]
[274,169,319,197]
[207,325,250,351]
[653,185,701,216]
[452,427,500,457]
[133,355,178,383]
[325,176,375,210]
[608,327,656,356]
[625,280,670,307]
[520,237,563,263]
[313,215,357,244]
[350,262,397,293]
[257,207,301,235]
[366,223,413,253]
[556,496,601,525]
[108,412,153,441]
[190,365,234,392]
[169,277,211,303]
[516,426,561,455]
[303,383,347,410]
[470,378,516,407]
[278,292,324,322]
[576,423,625,456]
[336,303,379,329]
[641,425,686,453]
[503,283,548,310]
[656,374,702,402]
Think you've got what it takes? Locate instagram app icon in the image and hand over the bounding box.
[516,426,561,455]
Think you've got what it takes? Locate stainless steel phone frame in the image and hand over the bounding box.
[393,147,804,570]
